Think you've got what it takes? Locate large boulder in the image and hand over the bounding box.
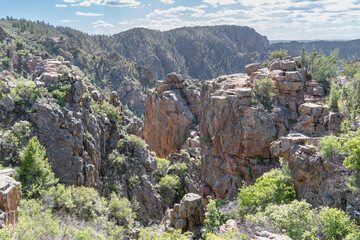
[0,169,21,227]
[169,193,205,231]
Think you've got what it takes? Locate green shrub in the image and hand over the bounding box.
[73,227,106,240]
[108,192,136,228]
[41,184,107,221]
[250,200,360,240]
[306,49,340,82]
[102,101,120,122]
[2,57,11,68]
[328,82,341,111]
[316,206,358,240]
[139,228,192,240]
[16,199,60,240]
[16,136,58,196]
[155,157,170,180]
[158,174,181,206]
[118,134,146,151]
[269,49,288,60]
[252,77,275,109]
[342,130,360,171]
[340,78,360,120]
[238,160,295,217]
[204,197,227,235]
[344,60,360,79]
[205,231,250,240]
[320,135,341,157]
[168,162,188,176]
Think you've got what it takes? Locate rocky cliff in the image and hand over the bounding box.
[143,56,343,202]
[0,57,164,222]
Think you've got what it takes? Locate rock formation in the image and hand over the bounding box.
[271,134,360,222]
[0,169,21,227]
[168,193,205,232]
[143,72,201,158]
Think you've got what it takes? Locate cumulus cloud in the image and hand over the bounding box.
[76,11,104,16]
[92,20,115,28]
[161,0,175,4]
[148,5,207,18]
[55,4,67,7]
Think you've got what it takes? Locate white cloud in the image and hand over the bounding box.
[63,0,78,2]
[149,5,207,18]
[92,20,115,28]
[60,20,78,22]
[76,11,104,16]
[203,0,236,7]
[55,4,67,7]
[161,0,175,4]
[70,0,140,7]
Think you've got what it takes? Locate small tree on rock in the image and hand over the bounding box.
[16,136,58,196]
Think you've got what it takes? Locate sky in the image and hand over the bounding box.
[0,0,360,40]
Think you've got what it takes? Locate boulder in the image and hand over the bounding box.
[0,95,15,112]
[169,193,205,231]
[0,169,21,228]
[245,63,260,76]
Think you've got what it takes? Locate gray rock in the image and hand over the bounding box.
[0,95,15,112]
[245,63,260,76]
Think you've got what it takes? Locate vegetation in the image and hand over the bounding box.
[252,77,276,109]
[16,136,58,196]
[238,159,295,217]
[158,174,182,206]
[269,49,288,60]
[249,200,360,240]
[203,197,227,236]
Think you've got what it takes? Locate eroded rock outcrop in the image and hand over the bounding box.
[271,134,360,222]
[0,169,21,227]
[199,74,278,199]
[143,73,201,158]
[168,193,205,233]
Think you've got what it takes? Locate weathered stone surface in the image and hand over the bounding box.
[245,63,260,76]
[200,74,278,199]
[169,193,205,231]
[0,95,15,112]
[143,73,200,158]
[271,135,360,223]
[0,169,21,227]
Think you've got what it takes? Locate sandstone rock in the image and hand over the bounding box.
[169,193,205,231]
[219,219,238,234]
[245,63,260,76]
[0,169,21,228]
[143,73,199,158]
[281,60,297,71]
[269,59,281,71]
[72,79,84,103]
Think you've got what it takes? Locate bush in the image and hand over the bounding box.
[342,130,360,171]
[328,82,341,111]
[118,134,146,151]
[250,200,360,240]
[155,157,170,180]
[306,49,340,82]
[344,60,360,79]
[320,135,341,157]
[16,136,58,196]
[16,199,60,240]
[102,101,120,122]
[340,78,360,120]
[168,162,188,176]
[41,184,107,221]
[139,228,192,240]
[205,231,250,240]
[269,49,288,60]
[108,192,136,228]
[238,160,295,217]
[316,207,358,240]
[158,174,181,206]
[204,197,227,235]
[252,77,275,109]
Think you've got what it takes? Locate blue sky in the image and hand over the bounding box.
[0,0,360,40]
